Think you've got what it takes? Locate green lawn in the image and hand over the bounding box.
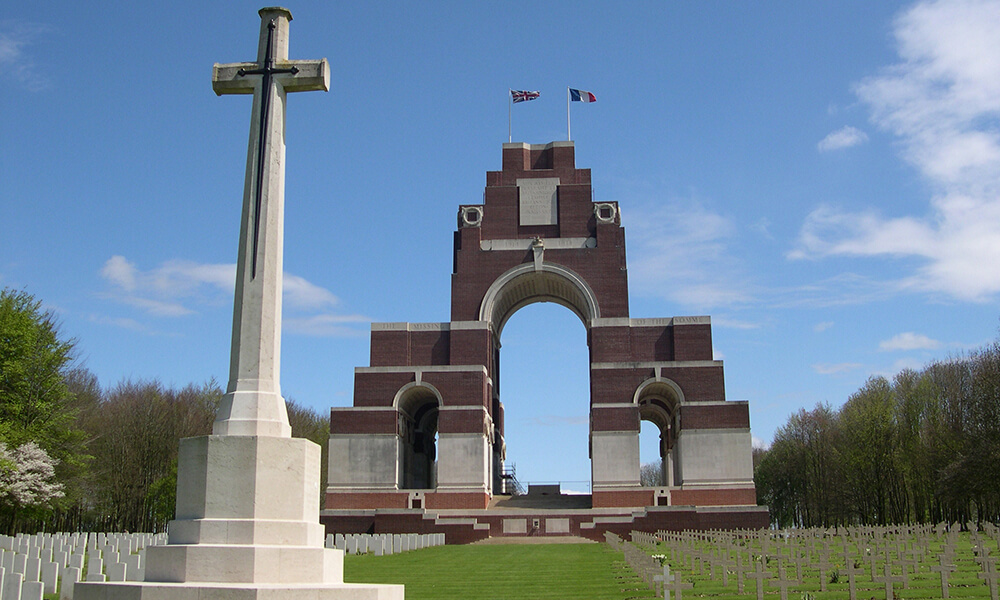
[344,543,657,600]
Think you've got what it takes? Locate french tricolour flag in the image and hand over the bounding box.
[569,88,597,103]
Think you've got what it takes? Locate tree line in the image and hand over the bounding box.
[0,288,329,534]
[754,336,1000,528]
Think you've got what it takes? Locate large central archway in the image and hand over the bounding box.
[479,262,600,335]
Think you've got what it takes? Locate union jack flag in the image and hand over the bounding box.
[511,90,540,103]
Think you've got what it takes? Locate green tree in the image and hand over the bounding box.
[286,398,331,501]
[85,379,220,532]
[0,288,87,532]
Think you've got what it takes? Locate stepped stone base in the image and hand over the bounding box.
[77,435,404,600]
[74,581,403,600]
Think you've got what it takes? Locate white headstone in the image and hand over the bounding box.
[20,580,43,600]
[4,570,22,600]
[40,562,58,593]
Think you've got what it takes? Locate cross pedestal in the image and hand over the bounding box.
[74,8,401,600]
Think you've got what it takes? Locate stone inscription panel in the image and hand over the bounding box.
[517,177,560,226]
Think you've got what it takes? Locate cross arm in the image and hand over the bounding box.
[282,59,330,93]
[212,59,330,96]
[213,62,260,95]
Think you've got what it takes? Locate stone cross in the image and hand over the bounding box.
[816,551,831,592]
[655,564,673,600]
[841,558,863,600]
[873,563,905,600]
[768,562,794,600]
[211,7,329,437]
[930,554,957,599]
[979,558,1000,600]
[669,570,693,600]
[734,550,746,594]
[746,558,772,600]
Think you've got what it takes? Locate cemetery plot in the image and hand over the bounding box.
[0,532,167,600]
[608,523,1000,600]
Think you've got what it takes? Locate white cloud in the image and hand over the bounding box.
[99,256,346,327]
[284,313,369,337]
[101,256,137,292]
[283,273,339,310]
[879,331,941,351]
[751,434,771,450]
[814,321,834,332]
[817,126,869,152]
[711,317,760,330]
[792,0,1000,302]
[626,200,753,309]
[812,362,863,375]
[0,21,52,91]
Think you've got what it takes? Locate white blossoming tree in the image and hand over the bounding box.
[0,441,64,511]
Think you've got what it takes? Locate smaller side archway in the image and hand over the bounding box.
[634,378,683,487]
[394,383,442,490]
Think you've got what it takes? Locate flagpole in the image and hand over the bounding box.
[566,87,571,141]
[508,89,512,143]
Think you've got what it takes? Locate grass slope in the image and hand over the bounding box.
[344,543,657,600]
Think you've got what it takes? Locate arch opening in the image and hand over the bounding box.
[494,301,591,494]
[479,263,600,337]
[396,385,440,490]
[635,380,682,487]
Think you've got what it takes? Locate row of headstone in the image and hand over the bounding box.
[631,523,1000,600]
[325,533,444,556]
[0,532,167,600]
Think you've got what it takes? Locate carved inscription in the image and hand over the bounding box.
[517,177,560,226]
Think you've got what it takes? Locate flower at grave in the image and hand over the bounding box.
[651,553,667,565]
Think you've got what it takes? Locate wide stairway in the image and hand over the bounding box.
[488,484,593,511]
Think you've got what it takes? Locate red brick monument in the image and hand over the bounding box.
[323,141,768,542]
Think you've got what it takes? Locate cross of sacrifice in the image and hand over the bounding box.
[209,7,329,437]
[213,7,329,279]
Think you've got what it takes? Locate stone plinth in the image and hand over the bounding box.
[76,436,403,600]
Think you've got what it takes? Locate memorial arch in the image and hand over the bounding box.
[325,141,766,538]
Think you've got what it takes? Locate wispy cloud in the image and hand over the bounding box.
[814,321,835,332]
[626,199,754,309]
[792,0,1000,302]
[812,362,864,375]
[100,256,233,313]
[879,331,941,351]
[817,126,869,152]
[712,317,761,330]
[284,313,370,337]
[99,255,366,336]
[87,314,180,337]
[0,21,52,91]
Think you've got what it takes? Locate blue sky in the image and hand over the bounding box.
[3,1,1000,488]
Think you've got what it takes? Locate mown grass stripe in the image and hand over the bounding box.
[344,543,656,600]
